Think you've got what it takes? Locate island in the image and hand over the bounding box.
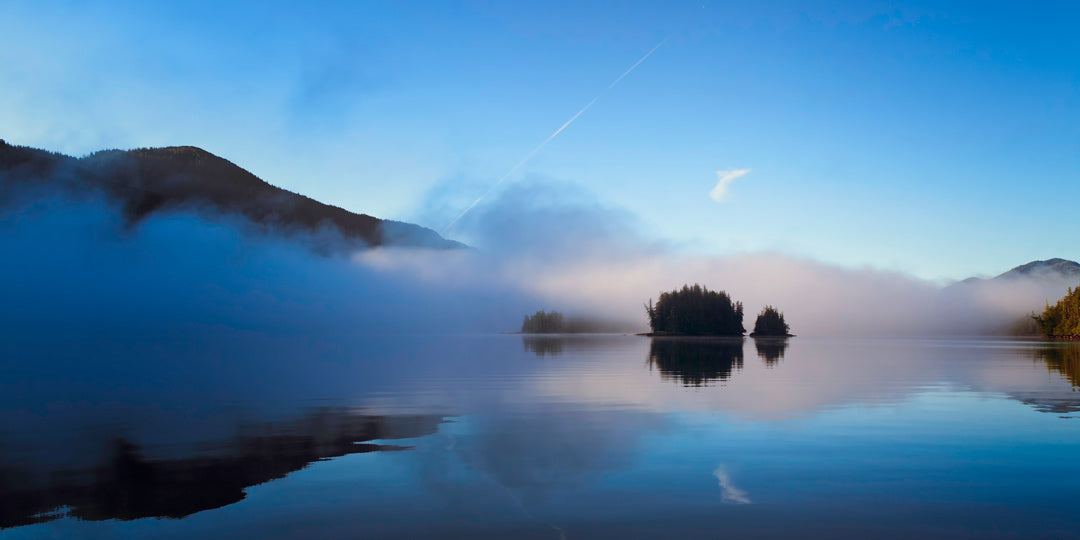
[643,284,745,336]
[749,306,793,337]
[521,310,566,333]
[519,310,629,334]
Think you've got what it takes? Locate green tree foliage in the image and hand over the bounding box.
[644,284,745,336]
[750,306,791,337]
[1034,287,1080,338]
[521,310,566,333]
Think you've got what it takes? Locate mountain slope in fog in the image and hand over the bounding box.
[0,139,464,250]
[949,258,1080,336]
[958,258,1080,286]
[997,258,1080,281]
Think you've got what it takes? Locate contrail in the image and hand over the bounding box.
[442,39,667,234]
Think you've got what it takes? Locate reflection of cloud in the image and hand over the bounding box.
[709,169,750,202]
[713,465,751,504]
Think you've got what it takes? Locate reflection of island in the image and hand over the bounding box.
[521,335,634,358]
[0,408,443,529]
[753,337,789,367]
[523,336,565,357]
[1036,343,1080,388]
[647,338,745,387]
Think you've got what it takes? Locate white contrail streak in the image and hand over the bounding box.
[441,39,667,234]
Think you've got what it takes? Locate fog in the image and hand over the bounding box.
[0,178,1072,338]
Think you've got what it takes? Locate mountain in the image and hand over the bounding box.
[949,258,1080,337]
[955,258,1080,286]
[995,258,1080,281]
[0,139,464,250]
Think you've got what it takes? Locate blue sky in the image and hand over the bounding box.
[0,1,1076,280]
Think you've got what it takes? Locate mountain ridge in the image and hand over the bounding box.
[0,140,464,251]
[958,258,1080,286]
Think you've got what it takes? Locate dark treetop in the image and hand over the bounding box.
[645,284,745,336]
[750,305,792,337]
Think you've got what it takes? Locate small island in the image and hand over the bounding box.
[641,284,794,338]
[749,306,793,337]
[521,310,566,333]
[644,284,746,336]
[520,310,629,334]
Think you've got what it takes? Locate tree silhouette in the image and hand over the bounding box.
[644,284,745,336]
[521,310,566,333]
[750,306,792,337]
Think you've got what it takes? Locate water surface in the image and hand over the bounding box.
[3,334,1080,539]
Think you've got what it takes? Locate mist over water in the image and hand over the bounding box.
[0,178,1072,339]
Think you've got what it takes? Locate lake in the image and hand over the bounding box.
[3,333,1080,539]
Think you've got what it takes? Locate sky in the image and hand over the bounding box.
[0,0,1077,280]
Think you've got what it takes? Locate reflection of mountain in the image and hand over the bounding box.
[647,338,745,387]
[0,408,443,529]
[523,336,565,357]
[753,337,789,367]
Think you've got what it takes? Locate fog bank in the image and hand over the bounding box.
[0,179,1071,337]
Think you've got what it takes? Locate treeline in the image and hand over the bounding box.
[645,284,745,336]
[644,284,792,337]
[520,310,627,334]
[1034,287,1080,339]
[521,310,565,333]
[750,306,792,337]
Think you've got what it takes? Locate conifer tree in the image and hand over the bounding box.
[644,284,745,336]
[750,306,791,337]
[1035,287,1080,338]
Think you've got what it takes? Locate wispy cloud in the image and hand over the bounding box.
[713,465,751,504]
[441,39,667,234]
[709,169,751,203]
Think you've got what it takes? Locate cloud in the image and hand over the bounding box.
[713,465,751,504]
[709,168,751,202]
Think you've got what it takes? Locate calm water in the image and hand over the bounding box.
[3,334,1080,539]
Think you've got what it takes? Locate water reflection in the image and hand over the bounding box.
[1016,342,1080,413]
[0,408,443,529]
[521,334,631,358]
[1035,342,1080,388]
[522,336,565,357]
[647,338,745,387]
[753,337,789,367]
[10,334,1080,538]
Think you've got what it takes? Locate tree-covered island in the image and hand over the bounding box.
[642,284,794,338]
[750,306,793,337]
[520,310,629,334]
[644,284,746,336]
[521,310,566,333]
